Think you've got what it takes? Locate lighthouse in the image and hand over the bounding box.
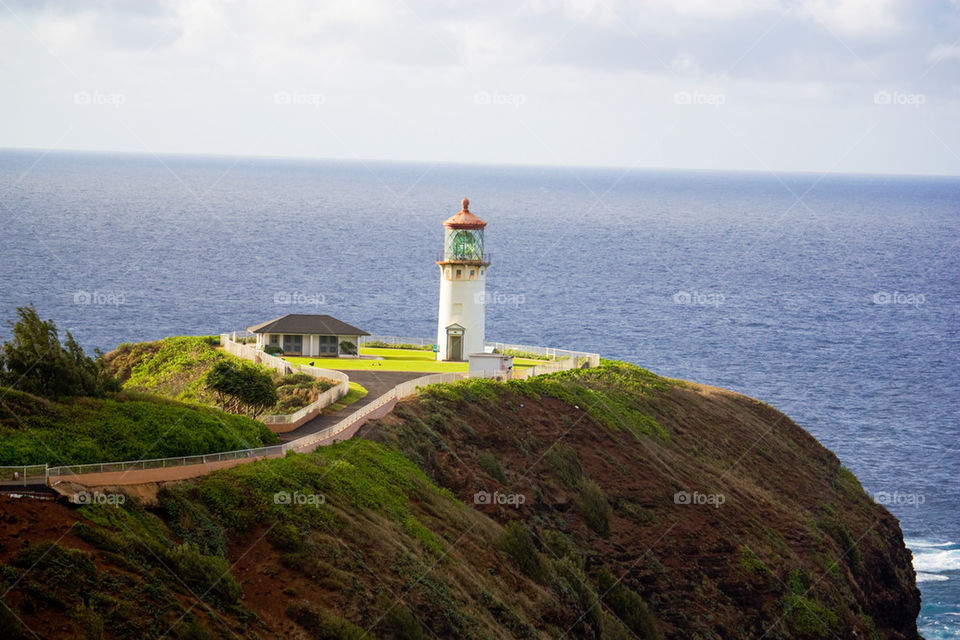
[436,198,489,361]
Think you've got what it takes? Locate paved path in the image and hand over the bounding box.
[277,370,428,442]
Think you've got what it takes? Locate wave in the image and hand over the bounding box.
[917,572,951,583]
[907,540,960,577]
[907,539,957,549]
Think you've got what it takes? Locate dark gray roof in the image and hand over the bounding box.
[247,314,369,336]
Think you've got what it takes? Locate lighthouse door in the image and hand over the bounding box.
[447,335,463,361]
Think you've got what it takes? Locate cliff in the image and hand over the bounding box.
[0,361,920,639]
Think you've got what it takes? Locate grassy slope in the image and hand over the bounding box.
[0,361,920,640]
[0,387,278,466]
[365,361,919,640]
[106,336,337,415]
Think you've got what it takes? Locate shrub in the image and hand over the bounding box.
[263,345,283,355]
[286,600,365,639]
[205,359,279,417]
[71,602,105,640]
[739,546,771,576]
[380,597,424,640]
[497,521,546,583]
[782,594,839,638]
[575,479,611,537]
[477,450,507,483]
[165,543,241,605]
[545,444,582,488]
[595,566,658,639]
[339,341,357,355]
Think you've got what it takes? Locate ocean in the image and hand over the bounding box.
[1,149,957,637]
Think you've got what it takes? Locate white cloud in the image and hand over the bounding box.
[797,0,903,38]
[0,0,956,175]
[927,43,960,62]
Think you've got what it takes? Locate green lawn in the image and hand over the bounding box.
[324,382,368,413]
[283,348,541,373]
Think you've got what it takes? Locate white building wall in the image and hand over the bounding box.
[437,267,486,360]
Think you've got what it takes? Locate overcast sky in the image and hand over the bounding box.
[2,0,958,175]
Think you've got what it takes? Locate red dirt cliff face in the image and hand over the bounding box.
[361,373,921,640]
[0,363,920,640]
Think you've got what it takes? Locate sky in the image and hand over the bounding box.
[1,0,958,175]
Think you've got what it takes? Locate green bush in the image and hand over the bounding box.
[575,479,611,537]
[383,602,424,640]
[166,543,241,605]
[497,521,547,583]
[739,546,771,576]
[782,594,839,638]
[206,359,278,417]
[477,450,507,483]
[263,345,283,355]
[338,341,357,355]
[545,444,582,488]
[286,600,365,639]
[595,566,658,639]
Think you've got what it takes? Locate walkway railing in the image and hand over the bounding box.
[47,446,286,477]
[0,465,48,487]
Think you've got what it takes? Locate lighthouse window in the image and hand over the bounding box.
[445,268,451,278]
[456,269,462,277]
[469,269,476,277]
[480,269,484,275]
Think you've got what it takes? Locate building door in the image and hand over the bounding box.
[447,334,463,361]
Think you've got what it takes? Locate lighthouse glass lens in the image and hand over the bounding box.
[445,229,484,260]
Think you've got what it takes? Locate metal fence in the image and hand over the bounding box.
[47,446,287,478]
[0,465,48,487]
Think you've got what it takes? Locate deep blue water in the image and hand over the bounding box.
[1,149,958,636]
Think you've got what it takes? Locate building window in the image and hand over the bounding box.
[269,334,279,345]
[469,269,475,277]
[282,334,303,353]
[318,335,337,354]
[456,269,462,277]
[480,269,484,275]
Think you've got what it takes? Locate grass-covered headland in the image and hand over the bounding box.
[0,307,277,466]
[0,354,922,639]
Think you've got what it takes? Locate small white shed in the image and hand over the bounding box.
[468,353,514,379]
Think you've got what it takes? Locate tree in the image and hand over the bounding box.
[0,305,119,398]
[205,359,278,418]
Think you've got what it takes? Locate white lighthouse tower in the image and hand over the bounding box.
[436,198,489,361]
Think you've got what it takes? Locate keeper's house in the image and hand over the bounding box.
[247,314,369,357]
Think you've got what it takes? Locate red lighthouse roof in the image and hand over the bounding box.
[443,197,487,230]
